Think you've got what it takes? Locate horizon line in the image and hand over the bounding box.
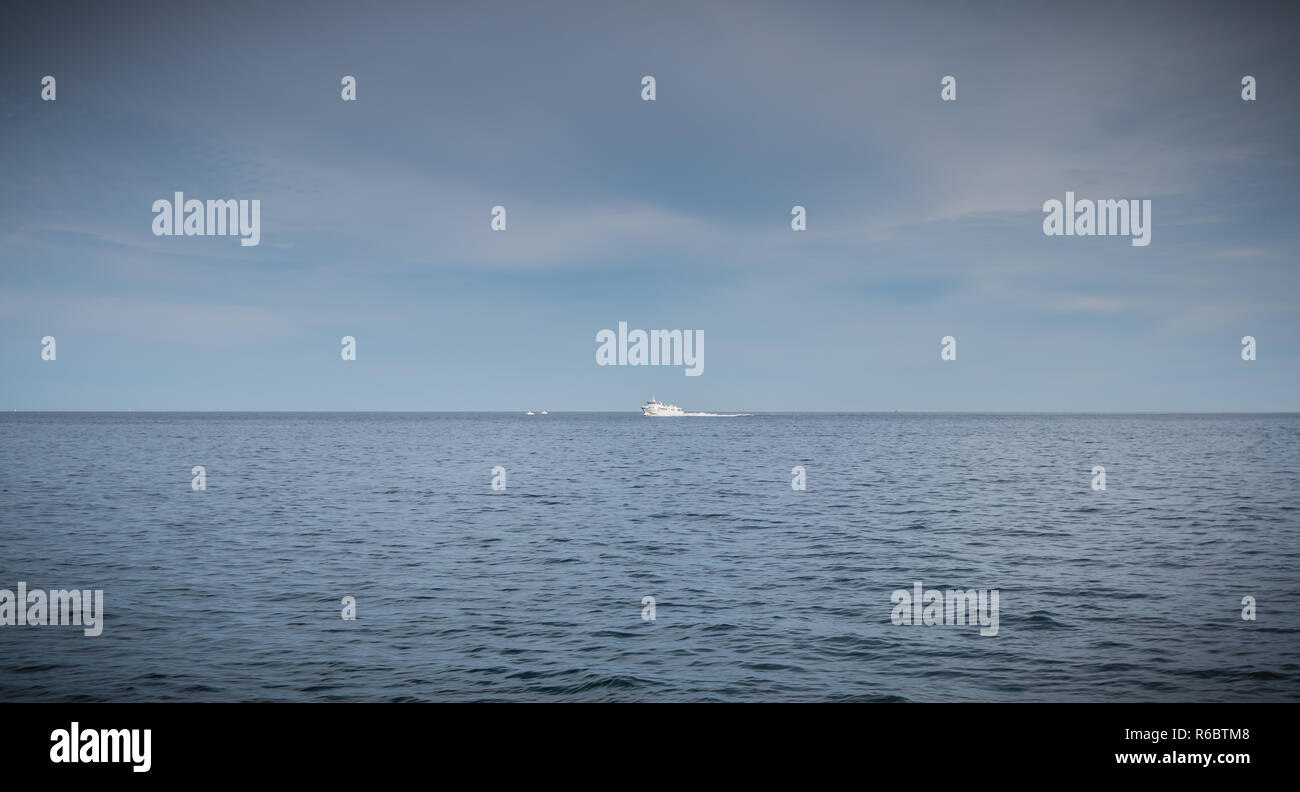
[5,410,1300,416]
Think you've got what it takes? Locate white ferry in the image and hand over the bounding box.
[641,396,684,417]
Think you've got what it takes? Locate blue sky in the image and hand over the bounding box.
[1,0,1297,410]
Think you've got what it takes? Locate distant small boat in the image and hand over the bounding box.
[540,410,548,415]
[526,410,535,415]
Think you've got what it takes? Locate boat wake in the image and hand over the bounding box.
[642,396,749,417]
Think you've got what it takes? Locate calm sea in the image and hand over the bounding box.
[1,412,1297,702]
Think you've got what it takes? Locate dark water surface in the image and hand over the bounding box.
[1,412,1297,701]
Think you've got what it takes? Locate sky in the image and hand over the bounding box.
[1,0,1297,411]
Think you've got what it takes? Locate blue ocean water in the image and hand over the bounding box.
[0,412,1296,702]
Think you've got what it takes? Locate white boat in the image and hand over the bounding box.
[641,395,684,417]
[526,410,534,415]
[540,410,548,415]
